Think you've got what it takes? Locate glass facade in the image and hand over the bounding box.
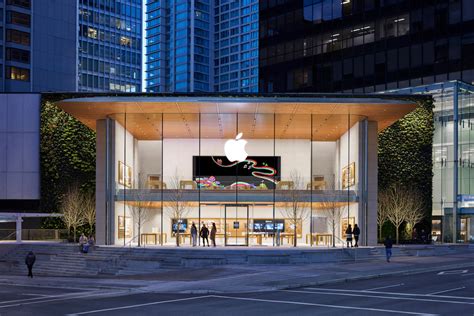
[259,0,474,93]
[78,0,142,92]
[386,81,474,244]
[0,0,32,91]
[145,0,260,92]
[145,0,213,92]
[214,0,259,92]
[56,96,410,247]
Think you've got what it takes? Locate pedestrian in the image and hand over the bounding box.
[79,233,88,253]
[384,235,393,262]
[345,224,353,248]
[191,222,198,247]
[200,223,209,247]
[353,224,360,247]
[210,222,217,247]
[25,251,36,278]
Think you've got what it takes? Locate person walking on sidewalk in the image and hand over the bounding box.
[353,224,360,247]
[210,222,217,247]
[345,224,353,248]
[200,223,210,247]
[384,235,393,262]
[191,222,198,247]
[25,251,36,278]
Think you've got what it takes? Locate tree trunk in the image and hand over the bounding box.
[176,222,180,247]
[138,223,141,247]
[378,224,382,242]
[73,227,76,243]
[395,225,400,244]
[332,224,336,247]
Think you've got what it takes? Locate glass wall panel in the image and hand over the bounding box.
[275,113,311,246]
[163,113,199,246]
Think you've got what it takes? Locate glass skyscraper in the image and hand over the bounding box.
[78,0,143,92]
[145,0,258,92]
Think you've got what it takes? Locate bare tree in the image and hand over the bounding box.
[129,174,153,247]
[377,194,389,241]
[404,190,425,238]
[82,192,96,236]
[279,170,309,247]
[380,184,412,244]
[60,186,84,242]
[319,175,345,247]
[166,171,191,247]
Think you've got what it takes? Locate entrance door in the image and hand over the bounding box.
[224,205,249,246]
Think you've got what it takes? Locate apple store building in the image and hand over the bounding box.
[56,94,418,247]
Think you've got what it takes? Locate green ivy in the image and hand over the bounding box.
[378,98,434,233]
[40,97,96,214]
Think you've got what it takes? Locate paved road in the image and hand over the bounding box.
[0,268,473,315]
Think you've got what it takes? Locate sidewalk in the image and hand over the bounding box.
[1,250,474,294]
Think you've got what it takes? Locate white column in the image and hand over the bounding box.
[16,215,22,243]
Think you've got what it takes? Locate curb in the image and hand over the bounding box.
[276,261,474,291]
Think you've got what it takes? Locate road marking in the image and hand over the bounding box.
[0,290,128,308]
[365,283,404,291]
[303,287,474,301]
[66,296,213,315]
[21,294,55,297]
[210,295,438,315]
[437,270,468,275]
[428,287,466,295]
[282,289,474,306]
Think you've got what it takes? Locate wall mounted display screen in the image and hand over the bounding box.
[253,219,285,232]
[193,156,281,189]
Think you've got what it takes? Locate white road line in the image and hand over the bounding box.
[281,289,474,306]
[365,283,404,291]
[0,282,108,292]
[66,296,213,315]
[303,287,474,301]
[0,290,128,309]
[210,295,438,316]
[428,287,466,295]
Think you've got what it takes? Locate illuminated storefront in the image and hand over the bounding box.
[57,94,417,247]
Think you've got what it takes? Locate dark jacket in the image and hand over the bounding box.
[25,252,36,266]
[384,238,393,249]
[210,226,217,239]
[200,226,209,238]
[191,225,197,235]
[345,227,353,235]
[353,227,360,236]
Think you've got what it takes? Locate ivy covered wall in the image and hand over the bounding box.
[40,96,96,214]
[378,98,434,231]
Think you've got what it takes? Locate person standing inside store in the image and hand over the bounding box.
[345,224,353,248]
[191,222,198,247]
[353,224,360,247]
[384,235,393,262]
[200,223,210,247]
[25,251,36,278]
[210,223,217,247]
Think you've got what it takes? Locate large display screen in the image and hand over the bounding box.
[193,156,281,189]
[253,219,285,233]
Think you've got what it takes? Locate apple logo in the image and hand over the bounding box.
[225,132,248,162]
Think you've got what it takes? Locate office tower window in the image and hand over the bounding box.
[6,29,30,46]
[6,66,29,81]
[87,27,98,39]
[6,0,30,9]
[6,11,30,27]
[6,47,30,63]
[120,36,131,47]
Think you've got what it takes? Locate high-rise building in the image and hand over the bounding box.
[78,0,142,92]
[0,0,143,93]
[144,0,259,92]
[259,0,474,93]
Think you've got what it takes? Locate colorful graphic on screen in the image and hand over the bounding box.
[193,156,280,188]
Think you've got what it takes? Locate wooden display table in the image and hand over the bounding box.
[141,233,167,245]
[306,233,333,246]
